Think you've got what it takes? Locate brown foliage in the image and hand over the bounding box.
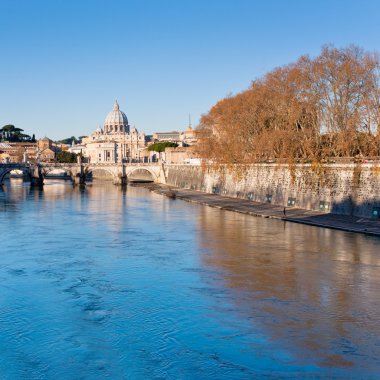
[196,45,380,166]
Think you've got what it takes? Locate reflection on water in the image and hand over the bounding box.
[0,179,380,379]
[197,208,380,372]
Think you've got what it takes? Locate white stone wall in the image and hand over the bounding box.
[164,163,380,218]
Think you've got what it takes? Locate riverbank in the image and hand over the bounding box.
[142,184,380,237]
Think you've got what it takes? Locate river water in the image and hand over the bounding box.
[0,179,380,379]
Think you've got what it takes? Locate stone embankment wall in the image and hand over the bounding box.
[163,163,380,219]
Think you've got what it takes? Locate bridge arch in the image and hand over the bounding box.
[126,167,156,182]
[0,166,32,185]
[86,167,115,181]
[42,166,73,178]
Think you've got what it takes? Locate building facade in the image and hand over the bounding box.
[181,125,197,145]
[0,142,38,163]
[81,101,147,163]
[152,125,198,146]
[153,131,181,142]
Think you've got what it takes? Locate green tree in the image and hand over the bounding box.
[56,151,78,163]
[0,125,35,142]
[1,124,21,132]
[148,142,178,152]
[1,125,24,142]
[55,136,78,145]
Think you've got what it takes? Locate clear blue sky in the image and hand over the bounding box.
[1,0,380,140]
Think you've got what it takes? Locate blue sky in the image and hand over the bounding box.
[1,0,380,140]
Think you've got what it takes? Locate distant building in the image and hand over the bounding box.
[0,143,14,162]
[81,101,147,163]
[69,143,86,156]
[163,146,200,164]
[180,125,198,146]
[36,137,64,162]
[153,120,198,146]
[37,137,53,151]
[153,131,181,142]
[0,142,38,163]
[2,137,68,163]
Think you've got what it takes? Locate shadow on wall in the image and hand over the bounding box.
[86,169,114,181]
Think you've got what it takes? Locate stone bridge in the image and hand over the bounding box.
[0,162,166,186]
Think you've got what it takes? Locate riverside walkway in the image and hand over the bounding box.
[152,186,380,237]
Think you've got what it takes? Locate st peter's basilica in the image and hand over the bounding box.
[81,101,146,163]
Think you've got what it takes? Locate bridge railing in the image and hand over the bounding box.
[0,163,29,167]
[82,162,161,167]
[39,163,79,167]
[0,162,163,168]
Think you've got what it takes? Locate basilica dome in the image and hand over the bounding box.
[104,100,129,133]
